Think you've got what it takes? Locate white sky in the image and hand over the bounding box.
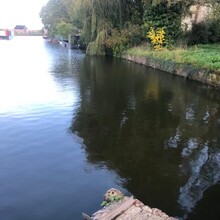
[0,0,48,29]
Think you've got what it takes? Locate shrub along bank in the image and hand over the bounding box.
[122,44,220,88]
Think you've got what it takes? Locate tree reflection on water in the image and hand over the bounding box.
[70,56,220,219]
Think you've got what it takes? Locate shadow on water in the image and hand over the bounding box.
[69,56,220,219]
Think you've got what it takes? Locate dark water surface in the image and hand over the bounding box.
[0,37,220,220]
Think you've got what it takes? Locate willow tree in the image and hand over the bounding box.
[69,0,144,55]
[69,0,126,54]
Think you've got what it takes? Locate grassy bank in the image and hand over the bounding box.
[124,44,220,73]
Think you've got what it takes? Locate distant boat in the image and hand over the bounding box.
[0,29,14,40]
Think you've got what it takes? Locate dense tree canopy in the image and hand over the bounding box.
[40,0,220,54]
[40,0,71,37]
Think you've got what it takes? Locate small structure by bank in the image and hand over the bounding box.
[52,34,85,50]
[122,53,220,89]
[82,188,177,220]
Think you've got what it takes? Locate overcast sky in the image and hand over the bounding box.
[0,0,48,29]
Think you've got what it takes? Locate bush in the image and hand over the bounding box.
[208,20,220,43]
[147,27,166,50]
[142,1,183,46]
[207,3,220,43]
[186,22,209,45]
[105,24,142,56]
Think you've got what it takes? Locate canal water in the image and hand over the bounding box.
[0,37,220,220]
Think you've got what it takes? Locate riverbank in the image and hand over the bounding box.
[122,44,220,88]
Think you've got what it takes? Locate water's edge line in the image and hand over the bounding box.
[122,54,220,89]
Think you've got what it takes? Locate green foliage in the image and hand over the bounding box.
[39,0,220,55]
[142,1,220,46]
[180,45,220,71]
[100,194,124,207]
[104,29,126,56]
[186,22,209,45]
[55,21,72,39]
[184,3,220,45]
[207,3,220,43]
[41,0,190,54]
[124,44,220,72]
[142,1,183,44]
[39,0,71,37]
[91,10,97,41]
[86,30,106,56]
[144,0,220,6]
[69,0,144,55]
[208,21,220,43]
[126,0,144,25]
[105,24,142,56]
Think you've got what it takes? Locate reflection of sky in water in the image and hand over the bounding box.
[0,37,126,220]
[181,138,198,158]
[165,127,182,149]
[185,105,195,122]
[179,145,220,215]
[1,37,220,219]
[164,97,220,217]
[179,145,209,212]
[0,37,78,114]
